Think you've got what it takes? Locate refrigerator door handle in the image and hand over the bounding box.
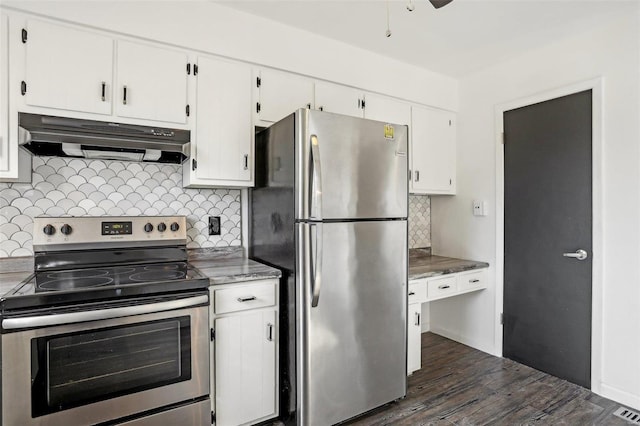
[310,134,323,220]
[310,222,323,307]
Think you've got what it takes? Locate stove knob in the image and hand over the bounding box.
[157,222,167,232]
[43,224,56,236]
[61,224,73,235]
[170,222,180,232]
[144,223,154,233]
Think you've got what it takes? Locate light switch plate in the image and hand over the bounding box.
[473,200,487,216]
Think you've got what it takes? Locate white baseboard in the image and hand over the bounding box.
[429,325,499,357]
[600,383,640,411]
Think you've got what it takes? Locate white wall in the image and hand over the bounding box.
[431,4,640,409]
[1,1,457,111]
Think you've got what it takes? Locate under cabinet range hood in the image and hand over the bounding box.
[18,113,190,164]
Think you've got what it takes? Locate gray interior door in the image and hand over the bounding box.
[296,220,407,425]
[503,90,592,389]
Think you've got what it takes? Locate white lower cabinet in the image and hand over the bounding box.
[407,302,422,376]
[407,268,488,375]
[211,279,279,426]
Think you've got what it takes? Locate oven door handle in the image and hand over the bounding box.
[2,295,209,330]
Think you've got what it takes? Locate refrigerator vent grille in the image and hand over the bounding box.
[614,407,640,424]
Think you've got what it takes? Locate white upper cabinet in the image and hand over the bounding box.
[314,82,364,118]
[23,19,113,115]
[411,106,456,195]
[183,56,253,188]
[255,68,314,123]
[363,93,411,126]
[115,41,189,124]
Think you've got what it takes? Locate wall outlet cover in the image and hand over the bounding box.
[209,216,221,235]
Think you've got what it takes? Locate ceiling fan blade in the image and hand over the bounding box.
[429,0,454,9]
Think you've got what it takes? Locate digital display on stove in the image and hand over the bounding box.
[102,221,133,235]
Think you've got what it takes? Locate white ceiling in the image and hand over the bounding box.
[217,0,631,77]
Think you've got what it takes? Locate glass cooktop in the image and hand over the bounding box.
[1,262,209,312]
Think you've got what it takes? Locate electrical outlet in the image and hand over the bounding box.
[209,216,221,235]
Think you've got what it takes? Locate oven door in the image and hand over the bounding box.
[1,293,209,426]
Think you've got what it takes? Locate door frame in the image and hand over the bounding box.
[494,77,604,392]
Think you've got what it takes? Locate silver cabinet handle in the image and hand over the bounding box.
[563,249,588,261]
[267,323,274,341]
[243,154,249,170]
[2,295,208,330]
[469,279,480,283]
[415,313,420,326]
[415,170,420,182]
[408,291,415,296]
[309,134,323,220]
[237,296,257,302]
[123,85,128,105]
[101,81,106,102]
[438,284,450,290]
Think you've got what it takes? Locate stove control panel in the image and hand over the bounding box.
[33,216,188,250]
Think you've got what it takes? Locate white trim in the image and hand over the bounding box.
[494,77,604,393]
[601,384,640,411]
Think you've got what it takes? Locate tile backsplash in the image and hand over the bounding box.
[409,194,431,249]
[0,157,241,257]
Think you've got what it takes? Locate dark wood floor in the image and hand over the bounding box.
[345,332,629,426]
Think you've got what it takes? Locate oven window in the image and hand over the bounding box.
[31,317,191,417]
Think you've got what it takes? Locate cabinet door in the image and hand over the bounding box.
[256,68,314,123]
[0,13,10,176]
[24,19,113,115]
[411,106,456,194]
[215,310,276,426]
[193,56,252,184]
[407,302,422,375]
[315,82,364,118]
[363,93,411,125]
[115,40,188,124]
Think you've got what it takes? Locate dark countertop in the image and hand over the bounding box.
[409,248,489,281]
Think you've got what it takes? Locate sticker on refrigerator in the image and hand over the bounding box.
[384,124,395,140]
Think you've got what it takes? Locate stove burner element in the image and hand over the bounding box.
[129,270,186,282]
[39,277,114,290]
[46,270,110,279]
[144,264,180,271]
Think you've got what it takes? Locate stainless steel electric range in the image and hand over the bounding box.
[1,216,211,426]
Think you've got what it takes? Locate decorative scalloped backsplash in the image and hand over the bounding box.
[1,156,431,258]
[409,195,431,249]
[0,157,241,257]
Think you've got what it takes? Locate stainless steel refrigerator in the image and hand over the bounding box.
[250,109,408,425]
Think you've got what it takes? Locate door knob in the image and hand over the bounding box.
[562,249,588,261]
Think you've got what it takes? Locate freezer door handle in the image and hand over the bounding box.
[310,134,323,220]
[310,222,323,307]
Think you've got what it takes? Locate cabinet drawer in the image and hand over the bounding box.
[426,276,457,300]
[408,281,427,304]
[458,269,488,291]
[214,281,276,314]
